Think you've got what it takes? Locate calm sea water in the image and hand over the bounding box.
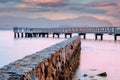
[73,35,120,80]
[0,30,120,80]
[0,30,65,67]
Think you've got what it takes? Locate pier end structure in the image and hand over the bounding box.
[114,28,120,41]
[0,36,81,80]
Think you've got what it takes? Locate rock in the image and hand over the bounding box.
[90,79,97,80]
[83,74,88,77]
[89,76,94,78]
[89,69,97,71]
[97,72,107,77]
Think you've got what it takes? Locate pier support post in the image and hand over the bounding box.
[70,33,72,38]
[53,34,55,38]
[79,33,86,39]
[95,34,97,40]
[41,33,49,38]
[17,33,20,38]
[95,34,103,40]
[57,33,60,38]
[14,32,16,38]
[25,33,28,37]
[42,33,45,37]
[21,33,23,38]
[39,33,41,37]
[114,34,120,41]
[101,34,103,40]
[33,33,37,37]
[53,33,59,38]
[115,35,117,41]
[26,33,32,38]
[29,33,31,37]
[65,33,72,38]
[65,34,67,38]
[46,33,49,38]
[83,34,86,39]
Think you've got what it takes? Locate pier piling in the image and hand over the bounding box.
[79,33,86,39]
[53,33,59,38]
[114,34,120,41]
[21,33,24,38]
[95,34,103,40]
[65,33,72,38]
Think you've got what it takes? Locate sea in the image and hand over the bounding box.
[0,30,120,80]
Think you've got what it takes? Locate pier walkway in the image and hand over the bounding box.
[13,27,120,41]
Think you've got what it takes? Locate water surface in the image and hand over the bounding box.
[0,31,120,80]
[73,34,120,80]
[0,30,65,67]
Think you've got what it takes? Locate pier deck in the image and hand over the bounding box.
[13,27,120,41]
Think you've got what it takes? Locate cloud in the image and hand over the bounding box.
[62,3,107,14]
[0,0,120,26]
[16,4,29,8]
[92,2,120,18]
[84,2,117,7]
[69,1,120,19]
[23,0,68,7]
[24,0,67,4]
[29,12,78,20]
[0,0,21,3]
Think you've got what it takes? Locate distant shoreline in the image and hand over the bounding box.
[0,29,12,30]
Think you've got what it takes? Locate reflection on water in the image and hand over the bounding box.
[73,38,120,80]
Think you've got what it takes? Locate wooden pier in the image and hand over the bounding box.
[13,27,120,41]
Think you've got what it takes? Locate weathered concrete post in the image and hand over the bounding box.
[46,33,49,38]
[114,34,117,41]
[21,33,24,38]
[17,33,20,38]
[14,32,17,38]
[53,33,60,38]
[101,34,103,40]
[42,33,45,37]
[79,33,86,39]
[95,34,103,40]
[83,34,86,39]
[25,33,28,37]
[114,34,120,41]
[65,33,72,38]
[13,27,17,38]
[38,33,42,37]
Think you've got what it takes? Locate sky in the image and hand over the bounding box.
[0,0,120,26]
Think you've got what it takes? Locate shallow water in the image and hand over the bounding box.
[73,35,120,80]
[0,30,120,80]
[0,30,65,67]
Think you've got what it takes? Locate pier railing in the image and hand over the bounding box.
[14,27,120,34]
[13,27,120,40]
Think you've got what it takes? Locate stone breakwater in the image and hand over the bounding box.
[0,36,81,80]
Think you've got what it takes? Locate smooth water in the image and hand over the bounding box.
[0,30,65,67]
[73,35,120,80]
[0,30,120,80]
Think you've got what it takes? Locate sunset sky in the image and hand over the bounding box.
[0,0,120,26]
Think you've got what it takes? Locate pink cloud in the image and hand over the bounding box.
[23,0,67,4]
[97,2,120,16]
[16,4,29,8]
[29,12,78,20]
[85,1,120,19]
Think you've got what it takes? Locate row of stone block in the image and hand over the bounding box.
[0,36,81,80]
